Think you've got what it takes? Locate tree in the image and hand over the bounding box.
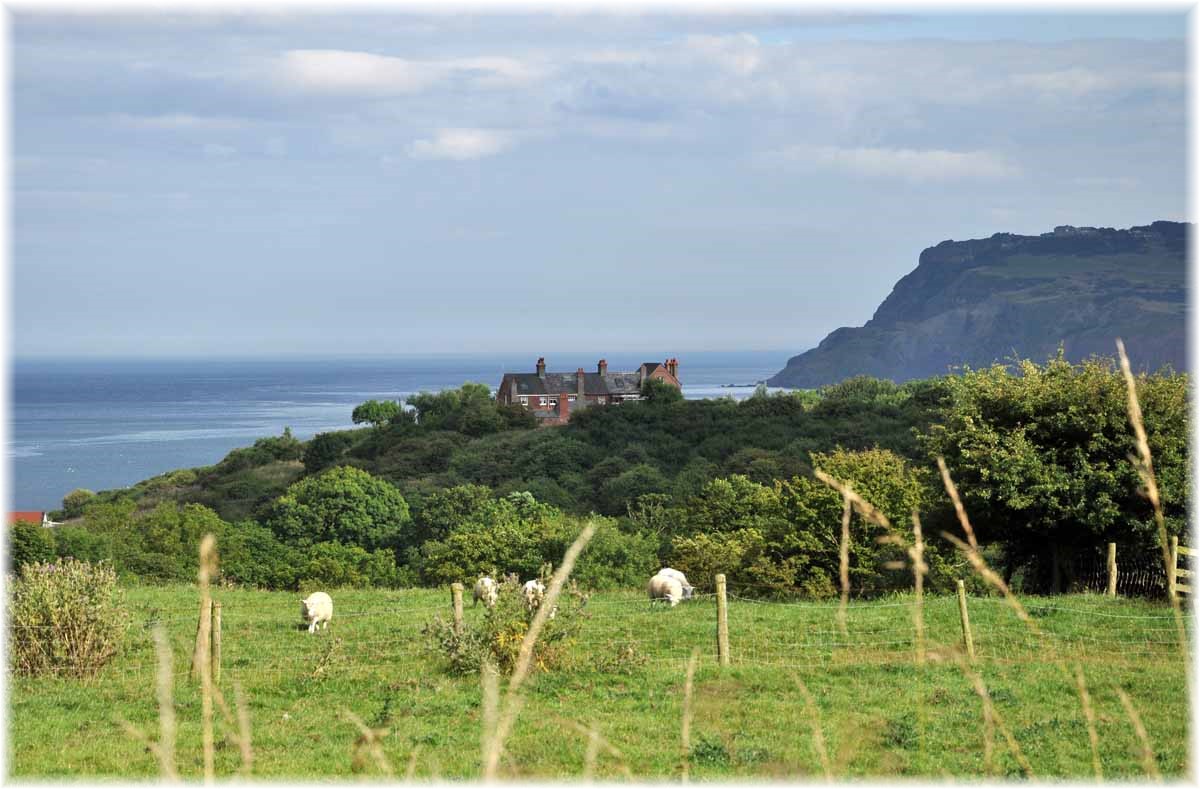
[10,522,55,573]
[352,399,403,428]
[61,489,96,519]
[303,431,358,473]
[918,353,1189,591]
[264,466,412,552]
[640,378,684,404]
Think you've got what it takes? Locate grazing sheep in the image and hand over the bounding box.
[522,579,546,611]
[648,569,694,607]
[473,576,498,608]
[300,592,333,633]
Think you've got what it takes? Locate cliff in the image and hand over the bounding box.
[768,221,1188,388]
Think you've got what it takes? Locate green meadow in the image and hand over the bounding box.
[8,584,1190,780]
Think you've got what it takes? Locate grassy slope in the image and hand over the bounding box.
[9,585,1189,779]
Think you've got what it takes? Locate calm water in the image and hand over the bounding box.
[10,352,788,510]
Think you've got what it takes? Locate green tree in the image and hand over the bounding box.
[303,431,358,473]
[352,399,403,428]
[9,522,55,573]
[264,466,411,552]
[640,378,684,403]
[61,489,96,519]
[919,353,1189,591]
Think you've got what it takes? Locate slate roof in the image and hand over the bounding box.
[503,370,647,396]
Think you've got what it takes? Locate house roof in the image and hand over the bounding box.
[11,511,44,524]
[502,370,646,396]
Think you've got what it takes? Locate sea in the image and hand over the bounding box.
[9,351,789,511]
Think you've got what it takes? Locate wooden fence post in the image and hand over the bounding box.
[715,573,730,667]
[956,579,975,662]
[1107,543,1118,597]
[212,601,222,685]
[1169,536,1179,599]
[191,598,213,679]
[451,583,464,635]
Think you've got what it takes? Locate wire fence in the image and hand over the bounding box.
[11,584,1190,686]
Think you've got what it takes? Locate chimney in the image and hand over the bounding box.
[509,377,518,403]
[557,393,570,421]
[536,357,546,379]
[576,367,586,397]
[597,359,607,376]
[667,357,679,379]
[639,364,647,387]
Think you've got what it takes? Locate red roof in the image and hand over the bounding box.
[10,511,44,524]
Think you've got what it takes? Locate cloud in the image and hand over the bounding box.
[109,112,248,131]
[764,144,1020,181]
[201,143,236,158]
[273,49,543,96]
[406,128,512,161]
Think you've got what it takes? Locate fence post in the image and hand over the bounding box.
[1106,543,1118,596]
[956,579,975,662]
[212,601,222,685]
[1169,536,1179,599]
[451,583,465,635]
[191,598,213,680]
[715,573,730,667]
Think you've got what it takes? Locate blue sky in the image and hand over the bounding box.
[11,10,1187,357]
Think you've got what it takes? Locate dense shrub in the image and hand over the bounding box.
[8,559,129,678]
[264,466,411,552]
[9,522,56,573]
[422,573,588,674]
[61,488,96,518]
[52,525,113,564]
[298,541,402,589]
[221,520,302,589]
[303,431,359,474]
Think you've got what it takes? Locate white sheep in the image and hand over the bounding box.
[522,579,546,612]
[473,576,498,608]
[300,591,333,633]
[648,569,695,607]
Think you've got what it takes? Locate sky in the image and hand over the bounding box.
[10,8,1188,358]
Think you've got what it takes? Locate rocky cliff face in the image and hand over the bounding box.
[768,221,1187,388]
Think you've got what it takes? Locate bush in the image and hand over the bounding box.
[422,573,588,674]
[8,559,129,677]
[52,525,113,564]
[61,488,96,518]
[298,541,402,589]
[221,520,302,589]
[10,522,56,573]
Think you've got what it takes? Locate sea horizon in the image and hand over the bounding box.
[9,351,792,511]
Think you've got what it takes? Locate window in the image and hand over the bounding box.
[568,395,576,402]
[548,398,558,407]
[539,398,547,407]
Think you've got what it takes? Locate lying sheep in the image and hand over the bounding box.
[300,591,333,633]
[474,576,498,608]
[648,568,695,607]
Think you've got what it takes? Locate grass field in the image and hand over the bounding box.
[8,584,1191,780]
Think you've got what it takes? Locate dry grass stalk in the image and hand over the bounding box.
[952,653,1033,778]
[837,493,852,638]
[814,469,891,529]
[583,725,602,781]
[937,456,978,550]
[483,522,597,780]
[406,745,422,780]
[1072,664,1101,780]
[680,648,699,783]
[116,717,177,779]
[792,675,832,780]
[480,659,499,774]
[1115,687,1162,781]
[196,534,217,784]
[940,533,1037,634]
[343,708,394,777]
[1115,339,1189,663]
[551,715,634,780]
[232,682,253,777]
[909,510,927,666]
[151,625,178,780]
